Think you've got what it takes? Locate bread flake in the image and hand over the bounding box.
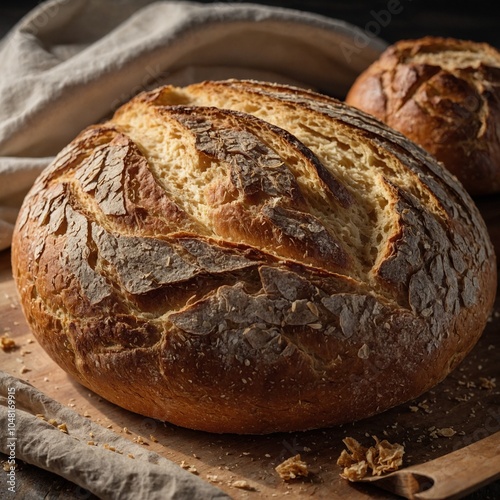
[338,436,404,481]
[275,454,309,481]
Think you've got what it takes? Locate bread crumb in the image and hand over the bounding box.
[2,459,18,471]
[180,461,198,474]
[357,344,370,359]
[103,443,123,454]
[232,480,255,491]
[150,435,158,443]
[338,456,368,481]
[418,401,431,413]
[275,454,309,481]
[87,441,96,446]
[0,336,17,352]
[127,453,135,459]
[436,427,456,438]
[133,436,148,445]
[58,423,68,434]
[20,366,30,374]
[337,436,404,481]
[479,377,496,389]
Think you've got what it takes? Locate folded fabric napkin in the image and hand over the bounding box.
[0,0,386,251]
[0,371,231,499]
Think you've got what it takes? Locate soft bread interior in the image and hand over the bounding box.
[112,84,409,284]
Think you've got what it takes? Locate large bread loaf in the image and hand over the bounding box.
[12,80,496,433]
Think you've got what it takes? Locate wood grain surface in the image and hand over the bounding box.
[1,1,500,48]
[1,195,500,499]
[1,1,499,498]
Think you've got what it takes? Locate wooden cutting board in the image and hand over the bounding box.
[2,198,500,499]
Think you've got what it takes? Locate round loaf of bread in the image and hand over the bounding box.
[12,80,496,434]
[345,37,500,195]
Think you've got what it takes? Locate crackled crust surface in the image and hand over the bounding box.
[12,79,496,433]
[345,37,500,195]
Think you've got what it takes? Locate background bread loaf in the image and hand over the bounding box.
[11,80,496,433]
[345,37,500,195]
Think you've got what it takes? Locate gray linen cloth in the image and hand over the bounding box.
[0,0,386,250]
[0,371,231,499]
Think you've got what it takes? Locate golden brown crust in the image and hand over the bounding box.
[345,36,500,195]
[11,79,496,434]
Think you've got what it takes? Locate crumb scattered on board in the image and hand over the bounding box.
[337,436,404,481]
[0,335,17,352]
[479,377,496,389]
[429,427,456,439]
[275,454,309,481]
[35,414,69,434]
[231,480,255,491]
[180,461,198,474]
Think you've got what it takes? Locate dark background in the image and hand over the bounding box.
[1,0,500,48]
